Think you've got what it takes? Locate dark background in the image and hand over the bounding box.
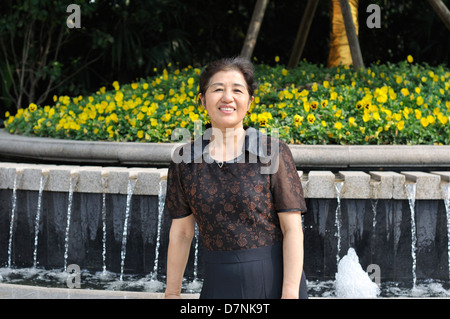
[1,0,449,118]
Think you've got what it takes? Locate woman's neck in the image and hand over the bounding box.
[209,126,246,162]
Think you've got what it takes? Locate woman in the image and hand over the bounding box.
[164,57,307,299]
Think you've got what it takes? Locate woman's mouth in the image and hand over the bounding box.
[219,107,235,114]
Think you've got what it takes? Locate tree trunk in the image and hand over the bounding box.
[337,0,364,70]
[427,0,450,31]
[240,0,270,59]
[287,0,320,69]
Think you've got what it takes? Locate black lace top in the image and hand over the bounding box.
[164,127,306,251]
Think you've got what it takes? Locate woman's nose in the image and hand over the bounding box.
[221,89,233,102]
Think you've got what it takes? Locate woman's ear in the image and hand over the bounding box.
[199,93,206,108]
[247,96,254,111]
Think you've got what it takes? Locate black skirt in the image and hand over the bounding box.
[199,242,308,299]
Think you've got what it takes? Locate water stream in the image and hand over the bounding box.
[334,181,344,265]
[32,171,49,268]
[151,179,166,281]
[63,171,79,272]
[405,183,417,288]
[7,168,23,268]
[442,183,450,280]
[119,176,138,281]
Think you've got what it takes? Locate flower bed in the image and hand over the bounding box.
[4,56,450,145]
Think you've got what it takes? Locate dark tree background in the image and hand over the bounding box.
[1,0,449,121]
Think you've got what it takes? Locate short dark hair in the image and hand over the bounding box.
[198,57,256,97]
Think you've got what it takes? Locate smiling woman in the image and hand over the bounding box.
[164,57,308,300]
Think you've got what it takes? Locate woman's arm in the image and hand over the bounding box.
[278,212,304,299]
[165,214,195,299]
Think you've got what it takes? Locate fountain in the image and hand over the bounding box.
[0,163,449,297]
[335,248,380,298]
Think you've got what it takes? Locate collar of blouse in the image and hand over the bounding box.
[186,127,271,164]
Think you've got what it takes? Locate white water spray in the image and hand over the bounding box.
[32,170,49,268]
[63,171,79,272]
[7,168,23,268]
[119,174,138,281]
[442,183,450,280]
[151,179,166,281]
[334,181,344,265]
[405,183,417,288]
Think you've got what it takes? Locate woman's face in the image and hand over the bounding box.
[200,70,254,131]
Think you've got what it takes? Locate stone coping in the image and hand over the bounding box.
[1,162,449,200]
[1,129,450,169]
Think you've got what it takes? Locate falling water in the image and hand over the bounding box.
[405,183,417,288]
[151,179,166,281]
[193,223,200,280]
[334,181,344,265]
[119,176,138,281]
[100,173,109,274]
[7,168,23,268]
[442,183,450,280]
[32,170,49,268]
[63,171,79,272]
[371,198,378,259]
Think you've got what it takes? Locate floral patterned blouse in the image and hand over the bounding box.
[164,127,306,251]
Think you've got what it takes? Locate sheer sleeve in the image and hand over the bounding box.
[269,140,307,213]
[164,157,192,219]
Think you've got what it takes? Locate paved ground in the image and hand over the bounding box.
[0,283,200,299]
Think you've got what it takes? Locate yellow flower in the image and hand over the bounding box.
[420,117,429,127]
[416,96,424,106]
[396,120,405,131]
[348,117,356,127]
[307,113,315,124]
[250,113,258,122]
[115,91,124,102]
[401,88,410,96]
[274,56,280,63]
[28,103,37,112]
[415,109,422,119]
[131,83,138,90]
[334,122,342,130]
[112,81,120,90]
[438,113,448,125]
[363,112,370,122]
[137,130,144,139]
[110,113,119,123]
[310,101,318,110]
[281,69,288,76]
[293,114,303,128]
[407,55,414,63]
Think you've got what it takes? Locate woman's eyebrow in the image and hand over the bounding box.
[209,82,246,88]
